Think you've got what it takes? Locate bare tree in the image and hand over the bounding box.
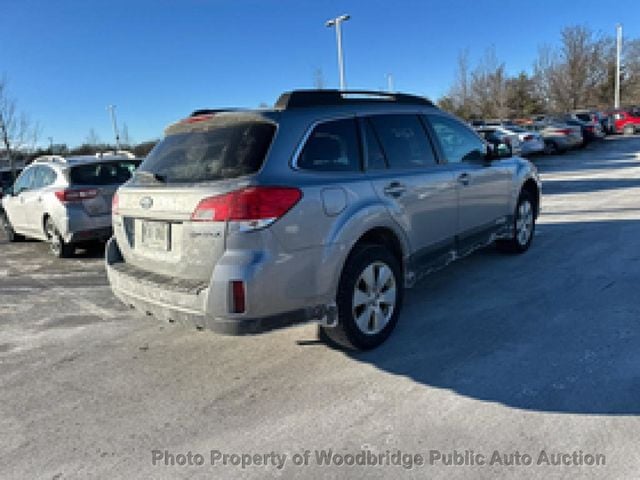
[621,38,640,105]
[439,50,474,119]
[532,45,556,111]
[120,123,131,147]
[85,128,100,147]
[533,26,612,111]
[0,77,38,181]
[469,47,509,118]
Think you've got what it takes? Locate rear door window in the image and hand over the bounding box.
[368,114,437,169]
[32,165,57,189]
[140,121,276,183]
[297,118,361,172]
[70,160,141,186]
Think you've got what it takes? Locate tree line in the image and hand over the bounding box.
[437,25,640,120]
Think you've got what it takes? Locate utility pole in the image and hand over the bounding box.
[325,14,350,90]
[386,73,394,92]
[47,136,53,153]
[615,24,622,109]
[107,104,121,150]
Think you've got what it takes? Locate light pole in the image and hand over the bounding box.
[615,24,623,109]
[47,137,53,153]
[325,14,350,90]
[107,104,121,150]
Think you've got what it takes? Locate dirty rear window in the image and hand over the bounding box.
[138,121,276,183]
[69,160,141,186]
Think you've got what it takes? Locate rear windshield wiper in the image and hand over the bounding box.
[135,170,167,183]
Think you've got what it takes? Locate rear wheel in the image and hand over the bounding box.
[44,217,74,258]
[0,210,22,242]
[319,244,403,350]
[543,141,558,155]
[497,190,536,254]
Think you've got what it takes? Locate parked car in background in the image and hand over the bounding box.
[608,110,640,135]
[0,152,141,257]
[527,122,583,154]
[594,111,614,135]
[498,125,545,156]
[0,167,24,199]
[475,126,522,156]
[106,89,541,350]
[564,115,604,143]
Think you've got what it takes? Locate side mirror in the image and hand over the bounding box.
[497,142,513,158]
[485,141,512,161]
[485,143,498,161]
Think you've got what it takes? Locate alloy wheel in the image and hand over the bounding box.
[352,261,397,335]
[516,200,534,246]
[45,221,61,255]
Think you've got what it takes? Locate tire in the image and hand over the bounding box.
[543,141,558,155]
[319,244,403,350]
[0,209,23,242]
[497,190,536,254]
[44,217,74,258]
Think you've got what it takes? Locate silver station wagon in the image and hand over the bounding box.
[106,90,541,350]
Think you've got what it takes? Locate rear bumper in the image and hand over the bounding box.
[61,212,113,243]
[521,140,545,155]
[105,237,335,335]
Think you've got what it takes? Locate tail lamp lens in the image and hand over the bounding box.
[191,187,302,226]
[55,188,98,203]
[112,193,119,214]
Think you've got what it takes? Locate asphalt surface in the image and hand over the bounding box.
[2,136,640,479]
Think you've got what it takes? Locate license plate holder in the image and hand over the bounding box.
[140,220,170,251]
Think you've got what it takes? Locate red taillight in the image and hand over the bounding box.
[557,129,572,135]
[191,186,302,224]
[585,125,594,132]
[230,281,246,314]
[55,188,98,203]
[112,193,119,214]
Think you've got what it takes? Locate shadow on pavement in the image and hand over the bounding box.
[343,219,640,414]
[543,177,640,195]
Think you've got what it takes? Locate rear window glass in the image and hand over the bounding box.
[297,118,361,172]
[139,121,276,183]
[70,160,141,185]
[575,113,592,122]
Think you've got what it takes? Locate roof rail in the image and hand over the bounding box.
[275,89,434,110]
[95,150,136,159]
[33,155,66,164]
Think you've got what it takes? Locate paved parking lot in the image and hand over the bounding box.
[2,136,640,479]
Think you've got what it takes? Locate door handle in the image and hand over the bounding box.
[457,173,470,186]
[383,182,406,198]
